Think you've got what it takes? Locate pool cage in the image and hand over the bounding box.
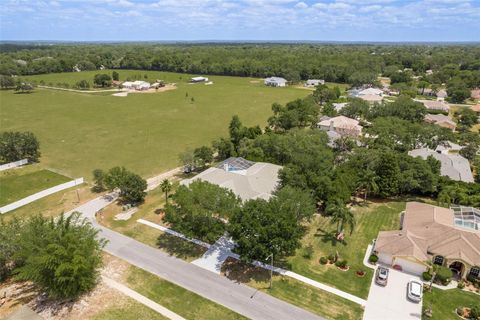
[451,205,480,231]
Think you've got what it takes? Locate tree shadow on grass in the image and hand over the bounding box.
[314,228,348,247]
[156,233,206,260]
[221,258,272,289]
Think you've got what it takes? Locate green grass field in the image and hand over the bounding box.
[422,288,480,320]
[2,70,310,179]
[92,299,168,320]
[287,201,405,299]
[0,165,71,206]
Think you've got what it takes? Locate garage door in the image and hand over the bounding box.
[393,258,426,276]
[378,253,392,265]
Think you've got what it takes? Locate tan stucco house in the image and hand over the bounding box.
[374,202,480,280]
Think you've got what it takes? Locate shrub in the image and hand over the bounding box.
[435,266,453,285]
[320,257,328,265]
[422,272,433,281]
[303,245,314,260]
[467,274,479,284]
[369,254,378,264]
[335,260,348,268]
[457,281,465,289]
[327,254,335,262]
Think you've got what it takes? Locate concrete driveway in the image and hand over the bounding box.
[363,267,423,320]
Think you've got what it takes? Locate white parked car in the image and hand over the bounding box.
[407,279,423,303]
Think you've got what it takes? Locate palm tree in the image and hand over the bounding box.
[357,169,379,203]
[327,200,356,236]
[160,179,172,204]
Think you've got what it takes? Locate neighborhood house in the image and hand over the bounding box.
[180,157,281,201]
[417,100,450,112]
[264,77,287,87]
[318,115,363,137]
[374,202,480,280]
[424,114,456,131]
[408,148,474,183]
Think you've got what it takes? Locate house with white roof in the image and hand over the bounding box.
[408,148,474,183]
[264,77,287,87]
[122,80,150,91]
[180,157,281,201]
[191,76,209,83]
[305,79,325,87]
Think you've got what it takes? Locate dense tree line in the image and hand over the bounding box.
[0,131,40,163]
[1,44,479,87]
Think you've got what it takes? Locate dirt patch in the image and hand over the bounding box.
[249,80,260,83]
[0,254,132,320]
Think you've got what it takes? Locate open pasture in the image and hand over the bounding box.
[2,71,309,179]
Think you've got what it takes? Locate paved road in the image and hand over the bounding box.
[70,195,323,320]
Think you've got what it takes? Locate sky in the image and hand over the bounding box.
[1,0,479,42]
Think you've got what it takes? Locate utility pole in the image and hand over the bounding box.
[266,253,273,289]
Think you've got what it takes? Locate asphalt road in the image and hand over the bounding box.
[69,195,323,320]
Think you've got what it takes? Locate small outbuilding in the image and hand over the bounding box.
[191,76,209,83]
[305,79,325,87]
[264,77,287,87]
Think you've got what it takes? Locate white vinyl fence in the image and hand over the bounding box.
[0,178,84,214]
[0,159,28,171]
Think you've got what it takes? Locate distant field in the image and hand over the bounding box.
[2,70,310,179]
[0,165,70,206]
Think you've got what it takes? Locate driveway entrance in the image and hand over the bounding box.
[363,267,423,320]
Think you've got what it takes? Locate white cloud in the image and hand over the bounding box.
[294,2,308,9]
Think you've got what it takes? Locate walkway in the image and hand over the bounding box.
[192,235,236,274]
[138,219,367,306]
[146,167,183,191]
[102,276,185,320]
[69,194,323,320]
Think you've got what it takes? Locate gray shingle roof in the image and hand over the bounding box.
[408,148,474,183]
[181,158,282,201]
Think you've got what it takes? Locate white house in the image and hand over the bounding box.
[264,77,287,87]
[305,79,325,87]
[191,76,209,83]
[122,80,150,91]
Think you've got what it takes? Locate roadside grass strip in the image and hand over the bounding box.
[137,218,367,306]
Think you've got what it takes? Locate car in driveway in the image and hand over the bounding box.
[407,279,423,303]
[375,266,389,286]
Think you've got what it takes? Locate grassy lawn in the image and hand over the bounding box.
[422,288,480,320]
[286,201,405,299]
[2,70,310,179]
[222,258,364,320]
[92,299,168,320]
[98,183,207,262]
[0,165,71,206]
[125,265,247,320]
